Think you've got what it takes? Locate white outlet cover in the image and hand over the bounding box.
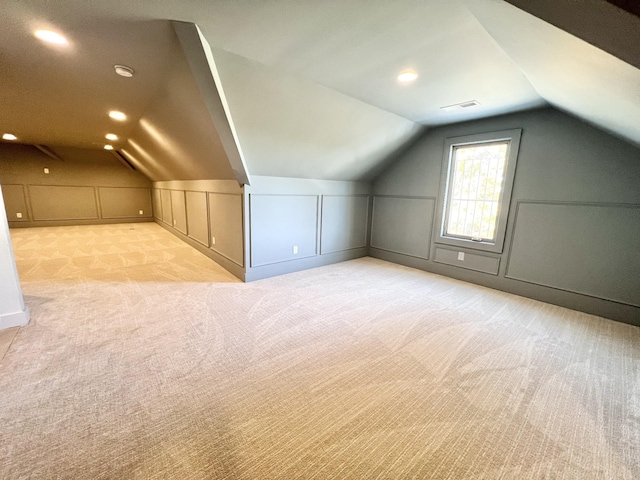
[44,168,49,174]
[293,245,298,254]
[139,210,143,215]
[211,237,216,245]
[16,212,22,218]
[457,252,465,261]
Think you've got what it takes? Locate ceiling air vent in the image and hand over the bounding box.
[110,150,136,171]
[440,100,481,112]
[459,100,480,108]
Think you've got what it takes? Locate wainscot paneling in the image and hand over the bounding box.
[370,196,434,259]
[185,191,209,247]
[29,185,98,220]
[434,247,500,275]
[506,202,640,307]
[1,184,29,222]
[250,194,318,268]
[320,195,369,254]
[152,189,163,220]
[98,187,152,219]
[209,193,244,267]
[170,190,187,234]
[160,189,173,226]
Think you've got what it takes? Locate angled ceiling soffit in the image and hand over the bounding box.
[465,0,640,148]
[172,21,251,185]
[209,48,422,181]
[505,0,640,69]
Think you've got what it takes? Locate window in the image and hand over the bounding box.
[445,141,508,242]
[437,129,521,253]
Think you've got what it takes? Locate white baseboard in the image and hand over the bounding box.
[0,308,30,330]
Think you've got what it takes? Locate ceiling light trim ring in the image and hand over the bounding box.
[109,111,127,121]
[114,65,134,78]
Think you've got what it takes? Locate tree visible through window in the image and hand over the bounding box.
[444,141,508,242]
[437,129,521,254]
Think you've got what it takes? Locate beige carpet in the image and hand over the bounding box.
[1,223,638,479]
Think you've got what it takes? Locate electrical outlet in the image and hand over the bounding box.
[292,245,298,254]
[457,252,465,261]
[139,210,143,215]
[173,219,176,225]
[211,236,216,245]
[16,212,23,218]
[44,168,49,174]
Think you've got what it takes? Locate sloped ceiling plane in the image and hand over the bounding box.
[0,0,638,184]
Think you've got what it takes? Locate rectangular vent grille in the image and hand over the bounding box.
[441,100,481,112]
[459,100,480,108]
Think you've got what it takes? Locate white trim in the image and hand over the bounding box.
[0,308,30,330]
[435,128,522,254]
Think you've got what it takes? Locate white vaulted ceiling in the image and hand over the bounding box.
[0,0,638,182]
[465,0,640,150]
[196,1,546,125]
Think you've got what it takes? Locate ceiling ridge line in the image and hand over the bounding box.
[460,0,546,104]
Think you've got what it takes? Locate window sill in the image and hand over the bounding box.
[435,235,504,254]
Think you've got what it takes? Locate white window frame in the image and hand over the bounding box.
[435,129,521,254]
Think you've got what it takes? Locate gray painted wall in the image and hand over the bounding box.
[506,202,639,307]
[372,107,640,325]
[370,196,434,260]
[170,190,187,234]
[153,177,371,281]
[153,180,244,280]
[0,185,29,330]
[29,185,98,220]
[320,195,369,254]
[209,192,244,267]
[250,194,319,267]
[0,144,152,227]
[160,189,173,226]
[245,176,370,281]
[152,189,163,221]
[185,191,209,246]
[99,187,152,219]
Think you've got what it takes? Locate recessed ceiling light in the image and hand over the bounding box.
[34,30,68,45]
[114,65,134,78]
[105,133,118,141]
[397,70,418,83]
[108,111,127,121]
[104,145,114,150]
[2,133,18,141]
